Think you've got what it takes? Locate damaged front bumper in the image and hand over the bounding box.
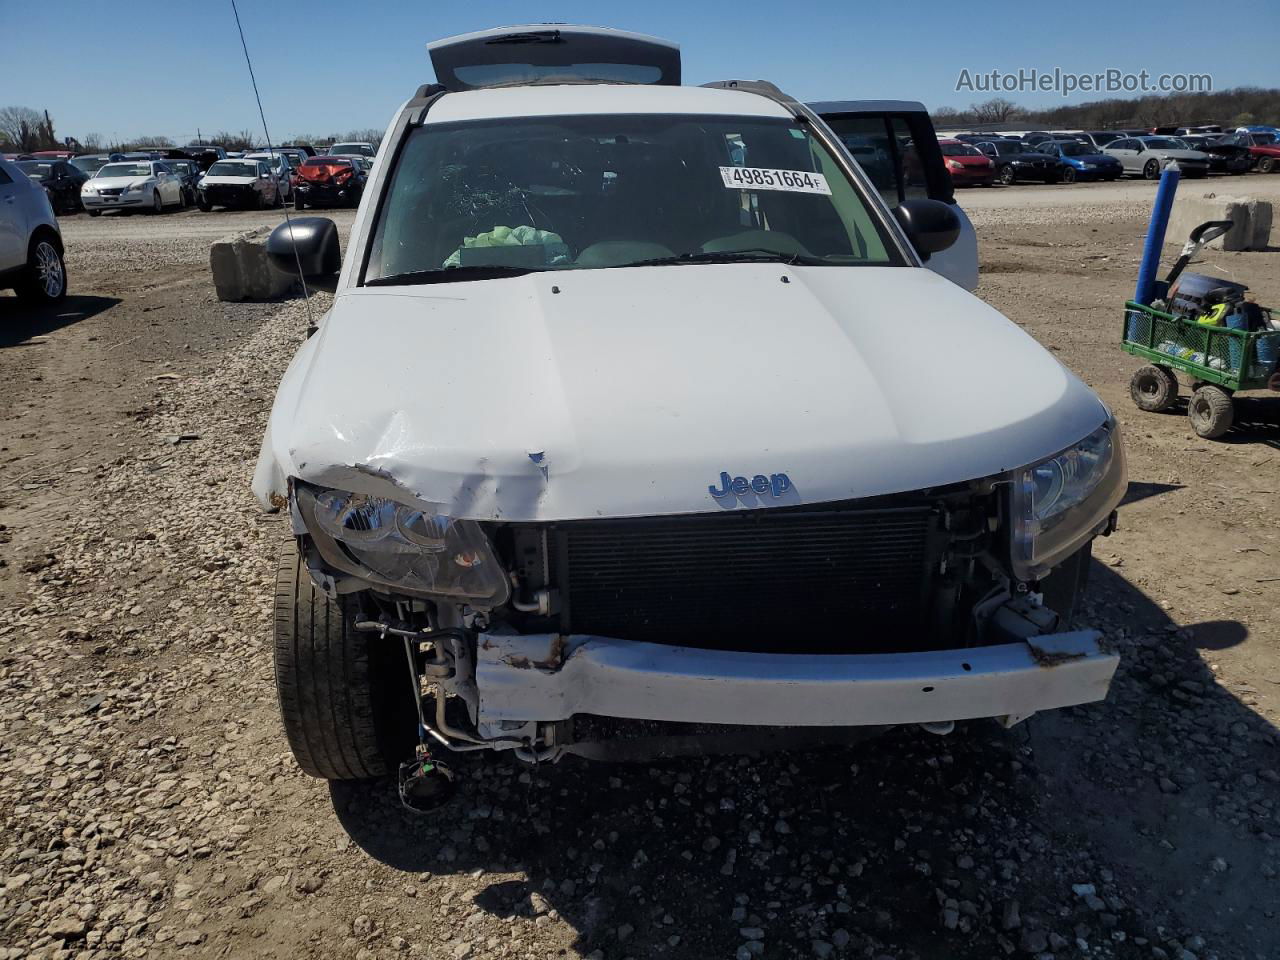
[471,630,1118,735]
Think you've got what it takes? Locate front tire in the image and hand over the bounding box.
[998,165,1016,185]
[1143,159,1161,180]
[1260,156,1276,174]
[1187,385,1234,439]
[1060,167,1076,184]
[273,547,415,780]
[151,191,163,214]
[197,197,212,212]
[15,236,67,304]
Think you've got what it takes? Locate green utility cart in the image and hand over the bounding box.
[1122,300,1280,439]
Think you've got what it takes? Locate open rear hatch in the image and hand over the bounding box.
[427,24,680,91]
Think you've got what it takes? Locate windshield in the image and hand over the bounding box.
[1143,138,1182,150]
[207,161,260,177]
[70,156,108,175]
[366,114,900,283]
[940,142,981,157]
[330,143,374,157]
[1054,142,1089,156]
[991,141,1028,155]
[98,162,152,178]
[16,161,54,179]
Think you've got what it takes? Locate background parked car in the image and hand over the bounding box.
[292,155,365,209]
[326,141,375,159]
[244,151,294,203]
[197,158,281,210]
[1038,139,1123,182]
[937,137,994,186]
[1077,131,1124,151]
[0,156,67,303]
[1221,131,1280,173]
[68,154,111,177]
[1178,136,1251,174]
[81,160,184,215]
[975,140,1061,184]
[1103,136,1209,179]
[14,159,88,214]
[163,159,202,205]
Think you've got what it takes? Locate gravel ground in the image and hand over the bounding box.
[1,182,1278,960]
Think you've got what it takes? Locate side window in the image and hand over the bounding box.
[825,117,899,205]
[0,165,12,186]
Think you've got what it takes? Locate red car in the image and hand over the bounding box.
[938,138,995,186]
[1222,132,1280,173]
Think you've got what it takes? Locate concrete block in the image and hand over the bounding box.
[210,226,298,301]
[1166,192,1272,251]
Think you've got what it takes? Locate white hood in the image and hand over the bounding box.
[87,176,153,190]
[254,264,1107,520]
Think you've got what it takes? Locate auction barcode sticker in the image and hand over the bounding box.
[719,166,831,195]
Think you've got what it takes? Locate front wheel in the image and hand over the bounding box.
[1130,364,1178,412]
[998,165,1016,185]
[1187,384,1234,439]
[1060,167,1076,184]
[1260,156,1276,174]
[273,547,416,780]
[151,191,163,214]
[1143,159,1161,180]
[15,236,67,304]
[88,209,101,217]
[197,197,212,212]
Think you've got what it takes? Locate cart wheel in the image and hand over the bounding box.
[1187,384,1234,439]
[1130,365,1178,412]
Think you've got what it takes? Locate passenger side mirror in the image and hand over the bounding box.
[892,199,960,260]
[266,217,342,277]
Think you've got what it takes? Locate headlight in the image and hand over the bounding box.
[126,182,149,193]
[1011,420,1126,581]
[298,485,509,604]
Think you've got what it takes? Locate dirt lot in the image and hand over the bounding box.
[1,185,1278,960]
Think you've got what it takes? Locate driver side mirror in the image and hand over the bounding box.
[266,217,341,277]
[892,199,960,260]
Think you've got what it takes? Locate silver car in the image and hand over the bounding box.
[1103,136,1210,179]
[0,156,66,303]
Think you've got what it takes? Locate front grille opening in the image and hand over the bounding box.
[501,490,993,655]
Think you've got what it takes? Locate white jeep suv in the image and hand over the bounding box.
[254,26,1126,789]
[0,156,67,303]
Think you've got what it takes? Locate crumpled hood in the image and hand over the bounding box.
[255,264,1107,520]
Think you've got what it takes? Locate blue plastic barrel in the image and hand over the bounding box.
[1226,310,1247,371]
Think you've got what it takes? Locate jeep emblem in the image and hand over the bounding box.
[708,471,792,499]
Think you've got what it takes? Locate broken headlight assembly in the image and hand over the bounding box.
[296,484,509,604]
[1010,418,1126,582]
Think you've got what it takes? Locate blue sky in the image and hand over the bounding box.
[7,0,1278,144]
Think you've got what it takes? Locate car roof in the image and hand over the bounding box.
[423,83,793,125]
[807,99,926,116]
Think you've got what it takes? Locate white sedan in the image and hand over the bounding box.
[81,161,185,215]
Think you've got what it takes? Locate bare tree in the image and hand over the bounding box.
[0,105,49,151]
[969,98,1019,124]
[80,132,104,152]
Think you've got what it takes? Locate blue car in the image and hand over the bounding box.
[1040,139,1123,182]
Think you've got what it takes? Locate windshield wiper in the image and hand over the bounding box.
[365,264,544,286]
[620,248,828,268]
